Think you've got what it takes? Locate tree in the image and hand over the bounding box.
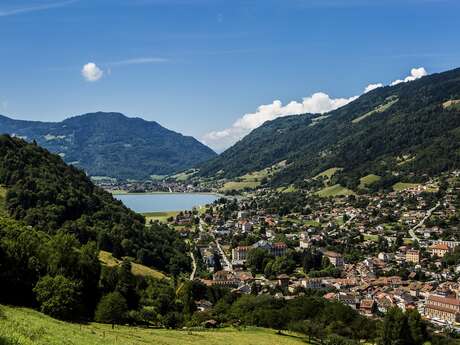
[246,248,272,274]
[95,292,128,328]
[33,275,82,320]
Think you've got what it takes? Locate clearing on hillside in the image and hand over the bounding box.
[143,210,180,223]
[316,184,355,198]
[99,250,167,280]
[0,305,306,345]
[392,182,420,192]
[359,174,381,188]
[352,95,399,124]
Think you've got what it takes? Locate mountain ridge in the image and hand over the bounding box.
[0,112,216,180]
[198,67,460,189]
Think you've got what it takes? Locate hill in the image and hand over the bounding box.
[0,112,216,180]
[0,135,190,319]
[198,67,460,189]
[0,306,306,345]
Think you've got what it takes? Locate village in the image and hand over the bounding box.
[160,171,460,329]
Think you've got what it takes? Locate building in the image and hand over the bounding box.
[359,299,376,316]
[324,251,344,267]
[272,242,288,257]
[425,294,460,323]
[406,249,420,264]
[430,243,451,257]
[232,246,251,264]
[212,271,239,288]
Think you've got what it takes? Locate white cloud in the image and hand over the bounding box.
[364,83,383,93]
[203,92,358,152]
[203,67,429,152]
[390,67,427,86]
[108,57,168,66]
[0,0,78,17]
[81,62,103,82]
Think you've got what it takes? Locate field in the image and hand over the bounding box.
[220,181,261,192]
[359,174,381,188]
[0,306,306,345]
[316,184,355,198]
[99,251,167,280]
[314,167,341,181]
[352,96,399,123]
[142,211,179,223]
[392,182,420,192]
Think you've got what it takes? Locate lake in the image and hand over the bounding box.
[114,193,219,213]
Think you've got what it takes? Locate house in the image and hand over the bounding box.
[301,278,324,290]
[212,270,239,288]
[324,251,344,267]
[272,242,288,257]
[359,299,376,316]
[277,274,290,289]
[430,243,451,257]
[406,250,420,264]
[425,294,460,323]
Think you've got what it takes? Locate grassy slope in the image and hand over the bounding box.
[0,306,306,345]
[392,182,420,191]
[359,174,381,188]
[316,184,355,198]
[142,211,180,223]
[99,251,167,280]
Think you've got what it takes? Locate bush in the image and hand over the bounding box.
[95,292,128,326]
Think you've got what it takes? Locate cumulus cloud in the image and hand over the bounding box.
[390,67,427,86]
[364,83,384,93]
[203,67,429,152]
[81,62,103,82]
[203,93,358,152]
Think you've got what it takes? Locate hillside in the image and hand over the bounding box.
[0,112,216,180]
[0,135,190,319]
[0,306,305,345]
[198,67,460,189]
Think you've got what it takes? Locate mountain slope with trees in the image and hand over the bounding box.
[199,67,460,189]
[0,112,216,180]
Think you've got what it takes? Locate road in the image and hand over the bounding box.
[200,219,233,272]
[408,202,440,242]
[189,250,197,280]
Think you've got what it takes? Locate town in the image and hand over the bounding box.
[156,170,460,330]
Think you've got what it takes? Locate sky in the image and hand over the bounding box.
[1,0,460,152]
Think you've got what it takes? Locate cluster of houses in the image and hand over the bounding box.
[187,171,460,326]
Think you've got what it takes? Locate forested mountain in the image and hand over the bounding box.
[0,112,216,180]
[0,135,190,318]
[199,67,460,188]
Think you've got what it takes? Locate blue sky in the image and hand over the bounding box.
[1,0,459,151]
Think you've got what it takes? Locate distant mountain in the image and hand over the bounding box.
[199,67,460,188]
[0,112,216,180]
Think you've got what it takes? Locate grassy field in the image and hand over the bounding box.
[352,96,398,123]
[392,182,420,192]
[316,184,355,198]
[0,305,306,345]
[99,251,167,280]
[220,180,261,192]
[142,211,179,223]
[359,174,381,189]
[314,167,341,181]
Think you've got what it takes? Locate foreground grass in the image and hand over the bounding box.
[0,306,306,345]
[99,251,167,280]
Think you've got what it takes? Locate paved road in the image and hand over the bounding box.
[189,251,197,280]
[201,219,233,272]
[408,202,441,242]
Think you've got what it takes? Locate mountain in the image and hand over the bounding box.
[0,112,216,180]
[199,67,460,188]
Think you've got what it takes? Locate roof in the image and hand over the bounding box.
[430,243,450,250]
[427,294,460,306]
[324,251,342,258]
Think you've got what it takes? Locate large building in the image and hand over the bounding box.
[425,294,460,323]
[429,243,451,257]
[232,241,288,265]
[405,249,420,264]
[324,251,344,267]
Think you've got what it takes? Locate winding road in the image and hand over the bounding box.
[408,202,441,242]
